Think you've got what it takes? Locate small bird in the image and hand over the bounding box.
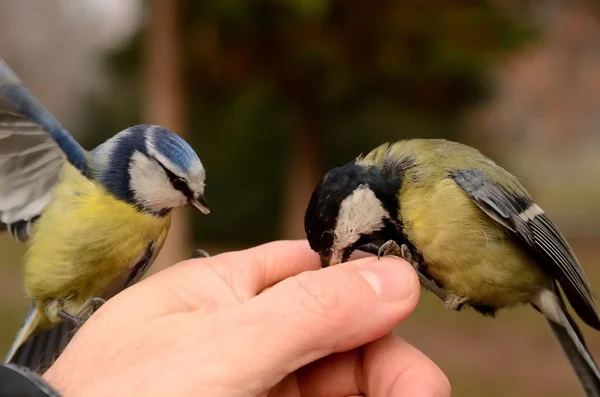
[304,138,600,396]
[0,57,210,371]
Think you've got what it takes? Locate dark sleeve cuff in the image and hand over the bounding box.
[0,364,62,397]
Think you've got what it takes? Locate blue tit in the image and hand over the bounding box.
[304,139,600,396]
[0,58,210,371]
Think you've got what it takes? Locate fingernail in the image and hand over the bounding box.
[358,258,417,302]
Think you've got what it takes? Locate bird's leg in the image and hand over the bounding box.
[76,296,106,318]
[57,311,84,328]
[376,240,465,309]
[57,297,106,329]
[376,240,404,259]
[397,245,455,305]
[191,248,210,259]
[356,243,381,256]
[44,299,81,327]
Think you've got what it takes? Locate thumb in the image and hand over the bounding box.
[230,255,420,386]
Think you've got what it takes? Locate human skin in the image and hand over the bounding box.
[43,240,450,397]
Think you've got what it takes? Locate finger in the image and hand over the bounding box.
[139,240,322,309]
[361,333,450,397]
[296,350,360,396]
[189,239,320,296]
[209,240,374,297]
[295,333,449,397]
[259,247,374,296]
[268,374,302,397]
[224,255,421,387]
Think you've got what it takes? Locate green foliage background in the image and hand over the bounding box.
[79,0,536,245]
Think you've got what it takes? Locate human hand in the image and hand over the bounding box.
[43,240,450,397]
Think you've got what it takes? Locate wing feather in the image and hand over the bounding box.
[451,169,600,330]
[0,57,91,242]
[0,112,64,241]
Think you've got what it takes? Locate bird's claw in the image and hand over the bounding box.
[376,240,452,307]
[57,297,106,329]
[191,248,210,259]
[377,240,413,264]
[81,297,106,318]
[377,240,402,259]
[88,297,106,311]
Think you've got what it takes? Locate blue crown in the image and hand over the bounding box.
[147,125,200,173]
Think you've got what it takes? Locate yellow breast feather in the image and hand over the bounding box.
[400,177,548,308]
[24,163,171,313]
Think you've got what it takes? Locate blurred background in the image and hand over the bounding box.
[1,0,600,395]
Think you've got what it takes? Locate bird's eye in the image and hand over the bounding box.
[172,178,187,192]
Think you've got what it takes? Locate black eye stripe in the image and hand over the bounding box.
[155,160,194,199]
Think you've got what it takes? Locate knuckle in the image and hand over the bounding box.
[291,272,345,324]
[204,261,235,291]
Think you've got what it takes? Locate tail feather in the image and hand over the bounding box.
[4,303,40,364]
[534,285,600,397]
[546,315,600,397]
[4,303,76,374]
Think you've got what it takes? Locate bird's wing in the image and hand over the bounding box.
[0,112,63,241]
[450,169,600,330]
[0,58,91,241]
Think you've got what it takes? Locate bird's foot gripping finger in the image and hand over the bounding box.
[377,240,404,260]
[77,296,106,318]
[377,240,416,266]
[377,240,451,305]
[57,297,106,329]
[400,244,414,264]
[377,240,419,270]
[88,297,106,311]
[191,248,210,259]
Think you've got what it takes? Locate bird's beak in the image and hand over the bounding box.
[320,250,343,268]
[190,194,210,215]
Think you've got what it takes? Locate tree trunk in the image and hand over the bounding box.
[281,106,322,239]
[143,0,190,273]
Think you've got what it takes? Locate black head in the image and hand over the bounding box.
[304,160,402,267]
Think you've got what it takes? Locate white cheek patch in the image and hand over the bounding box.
[186,167,206,195]
[333,185,390,251]
[129,151,187,212]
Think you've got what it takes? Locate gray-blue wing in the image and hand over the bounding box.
[451,169,600,330]
[0,58,90,241]
[0,112,64,241]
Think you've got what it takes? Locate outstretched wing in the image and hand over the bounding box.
[450,169,600,330]
[0,58,91,241]
[0,112,63,241]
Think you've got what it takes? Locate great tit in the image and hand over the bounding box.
[304,138,600,396]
